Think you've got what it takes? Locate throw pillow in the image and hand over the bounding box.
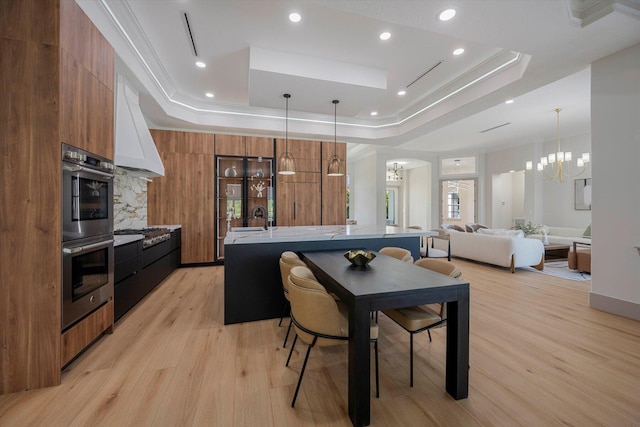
[583,225,591,238]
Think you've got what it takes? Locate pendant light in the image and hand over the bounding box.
[327,99,344,176]
[278,93,296,175]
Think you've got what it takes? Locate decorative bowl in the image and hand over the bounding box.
[344,250,376,266]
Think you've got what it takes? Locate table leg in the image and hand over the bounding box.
[445,289,470,399]
[348,300,371,426]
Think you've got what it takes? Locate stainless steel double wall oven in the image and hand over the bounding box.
[61,143,115,330]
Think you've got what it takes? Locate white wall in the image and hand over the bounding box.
[407,164,432,230]
[350,154,379,225]
[539,133,592,229]
[492,173,514,229]
[590,42,640,320]
[485,136,591,229]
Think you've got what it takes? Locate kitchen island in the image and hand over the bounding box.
[223,225,434,324]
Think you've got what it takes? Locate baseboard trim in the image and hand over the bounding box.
[589,292,640,321]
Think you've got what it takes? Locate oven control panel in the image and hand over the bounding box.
[62,143,114,173]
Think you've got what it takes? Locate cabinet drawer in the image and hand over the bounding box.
[115,256,138,283]
[115,241,139,263]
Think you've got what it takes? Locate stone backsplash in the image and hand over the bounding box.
[113,168,147,229]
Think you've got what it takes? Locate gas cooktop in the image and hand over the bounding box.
[114,227,171,248]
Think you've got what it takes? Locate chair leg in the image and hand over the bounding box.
[283,317,293,348]
[427,329,432,342]
[374,339,379,398]
[292,339,316,408]
[410,333,414,387]
[278,300,289,327]
[286,334,298,367]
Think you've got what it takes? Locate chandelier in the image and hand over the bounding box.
[387,162,403,181]
[447,180,469,192]
[525,108,590,183]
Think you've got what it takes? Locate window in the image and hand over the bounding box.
[386,188,398,225]
[447,192,460,219]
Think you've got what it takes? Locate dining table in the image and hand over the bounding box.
[300,250,470,427]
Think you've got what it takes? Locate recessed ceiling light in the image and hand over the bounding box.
[370,111,378,116]
[379,32,391,41]
[289,12,301,23]
[195,61,206,68]
[505,99,514,104]
[453,48,465,56]
[205,92,214,98]
[438,8,456,21]
[397,90,406,96]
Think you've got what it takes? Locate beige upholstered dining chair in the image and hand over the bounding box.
[286,265,380,407]
[379,246,414,263]
[279,251,307,348]
[382,258,463,387]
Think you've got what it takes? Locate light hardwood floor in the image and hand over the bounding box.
[1,260,639,426]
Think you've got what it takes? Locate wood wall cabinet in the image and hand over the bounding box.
[275,139,346,226]
[0,0,114,394]
[215,134,274,158]
[148,130,215,264]
[321,141,347,225]
[275,138,322,226]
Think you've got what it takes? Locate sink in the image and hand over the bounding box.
[230,226,266,232]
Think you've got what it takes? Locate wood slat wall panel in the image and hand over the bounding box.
[148,130,215,264]
[0,38,62,393]
[321,141,347,225]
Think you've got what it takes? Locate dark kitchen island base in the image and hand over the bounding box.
[224,231,422,325]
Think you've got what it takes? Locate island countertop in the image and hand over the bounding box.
[224,224,436,245]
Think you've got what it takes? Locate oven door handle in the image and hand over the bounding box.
[63,164,114,179]
[63,239,114,254]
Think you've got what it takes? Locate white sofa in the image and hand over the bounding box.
[530,226,591,246]
[437,230,545,273]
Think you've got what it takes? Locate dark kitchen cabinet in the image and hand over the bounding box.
[114,229,182,321]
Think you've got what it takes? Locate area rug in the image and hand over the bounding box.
[522,260,591,281]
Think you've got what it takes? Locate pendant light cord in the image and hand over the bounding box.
[285,94,291,153]
[333,99,339,155]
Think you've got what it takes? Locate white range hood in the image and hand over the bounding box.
[115,75,164,177]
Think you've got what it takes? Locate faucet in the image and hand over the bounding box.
[251,205,268,230]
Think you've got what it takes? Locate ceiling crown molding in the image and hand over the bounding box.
[564,0,640,27]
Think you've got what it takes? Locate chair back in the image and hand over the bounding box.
[288,266,347,346]
[379,246,414,263]
[414,258,463,280]
[279,252,306,296]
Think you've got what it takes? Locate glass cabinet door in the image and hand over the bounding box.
[216,156,273,261]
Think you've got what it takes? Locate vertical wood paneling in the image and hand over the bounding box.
[0,0,59,44]
[322,141,347,224]
[1,0,114,394]
[59,0,114,159]
[245,136,273,158]
[0,37,62,393]
[275,139,322,226]
[214,134,245,156]
[148,130,215,264]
